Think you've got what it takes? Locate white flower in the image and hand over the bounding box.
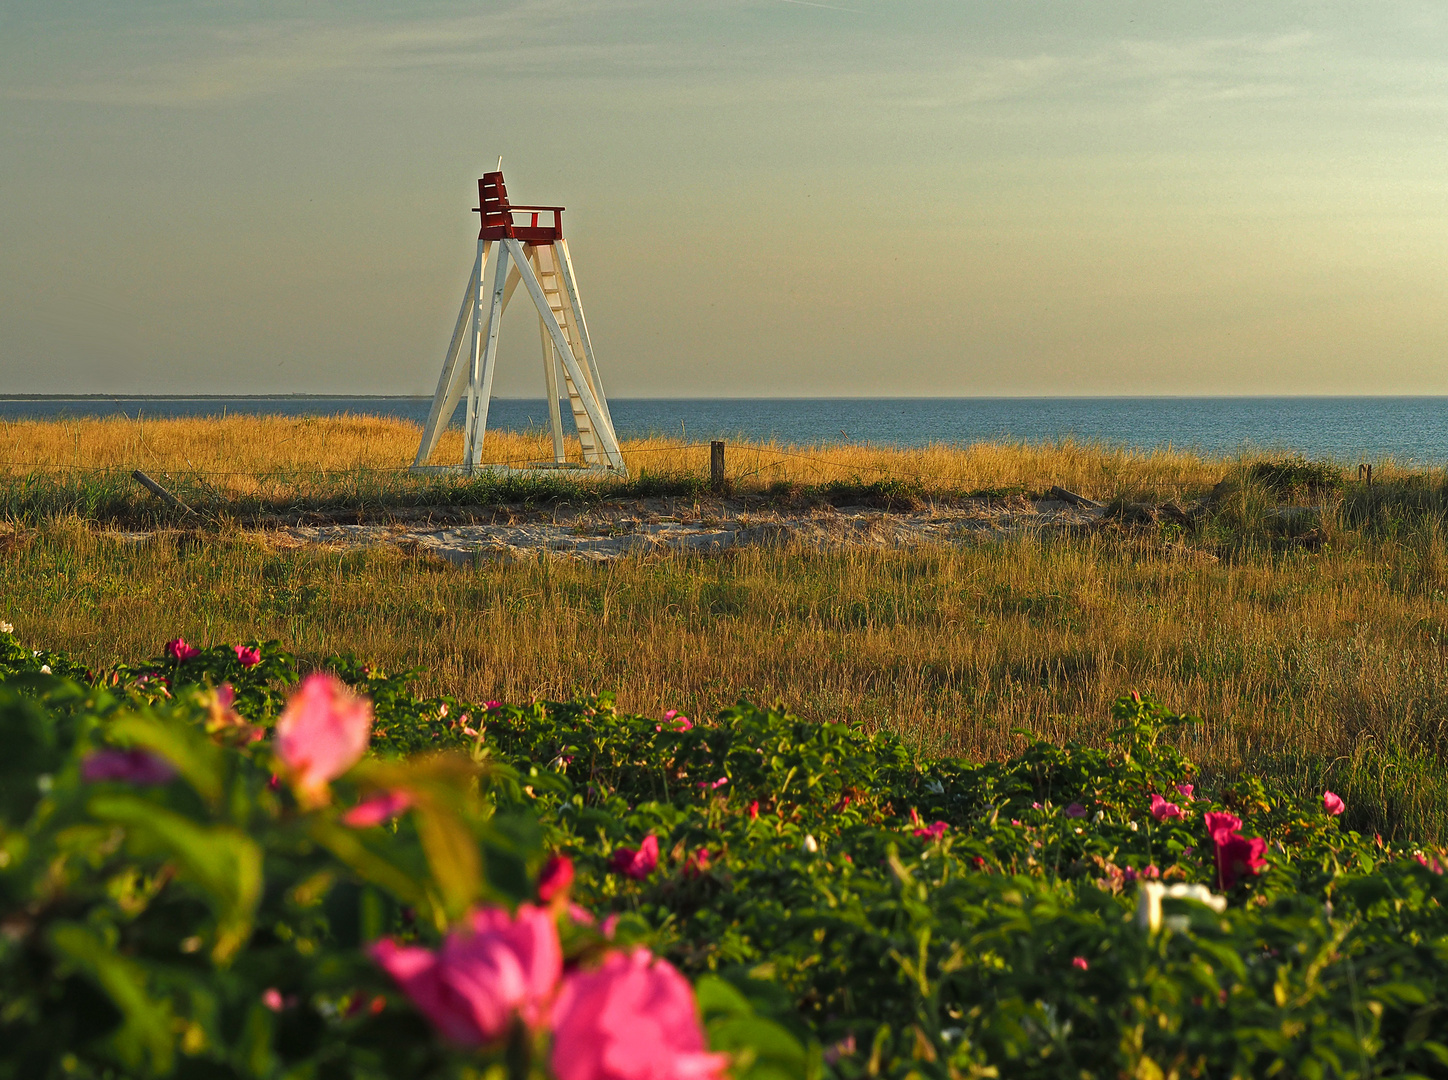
[803,834,819,853]
[925,779,945,795]
[0,621,12,634]
[1136,881,1227,933]
[1129,821,1139,832]
[39,664,51,675]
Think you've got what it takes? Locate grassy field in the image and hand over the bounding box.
[6,415,1448,838]
[0,412,1227,521]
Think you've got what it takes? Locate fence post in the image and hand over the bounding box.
[131,470,195,515]
[710,441,725,492]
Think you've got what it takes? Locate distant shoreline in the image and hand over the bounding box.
[6,397,1448,462]
[7,394,1448,402]
[0,394,431,401]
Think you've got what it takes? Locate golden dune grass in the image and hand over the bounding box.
[7,522,1448,838]
[0,412,1230,502]
[5,415,1448,834]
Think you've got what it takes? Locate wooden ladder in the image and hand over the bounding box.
[530,244,601,465]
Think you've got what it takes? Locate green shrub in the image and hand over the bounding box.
[3,627,1448,1079]
[1243,458,1344,498]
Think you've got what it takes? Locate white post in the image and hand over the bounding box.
[505,238,625,473]
[466,240,512,469]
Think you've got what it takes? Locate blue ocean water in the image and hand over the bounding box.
[4,397,1448,465]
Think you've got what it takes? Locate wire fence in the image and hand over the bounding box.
[0,440,933,485]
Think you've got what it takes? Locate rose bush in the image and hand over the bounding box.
[3,622,1448,1079]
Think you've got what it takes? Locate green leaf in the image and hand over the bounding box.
[309,817,432,913]
[106,709,225,805]
[1415,1041,1448,1067]
[352,755,487,922]
[1371,982,1429,1007]
[697,974,755,1021]
[87,793,262,963]
[49,921,175,1075]
[698,976,809,1080]
[0,688,62,825]
[411,791,483,922]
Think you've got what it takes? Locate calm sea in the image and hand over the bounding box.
[4,397,1448,464]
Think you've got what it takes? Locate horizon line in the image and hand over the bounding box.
[9,393,1448,402]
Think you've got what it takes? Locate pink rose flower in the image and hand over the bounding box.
[1065,802,1088,819]
[538,855,575,901]
[568,903,596,927]
[608,835,659,881]
[234,644,262,667]
[1071,956,1089,971]
[912,821,948,842]
[342,790,414,828]
[371,903,562,1044]
[550,948,728,1080]
[823,1035,857,1066]
[80,748,176,786]
[1176,783,1195,801]
[1215,832,1268,888]
[1205,811,1267,887]
[1203,811,1243,843]
[164,637,200,663]
[484,701,502,710]
[663,710,693,732]
[683,848,711,877]
[1323,791,1345,816]
[1150,794,1184,822]
[695,777,728,791]
[262,988,285,1012]
[274,673,373,807]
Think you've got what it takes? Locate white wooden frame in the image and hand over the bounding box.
[413,237,625,475]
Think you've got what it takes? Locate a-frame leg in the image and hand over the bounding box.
[414,244,527,469]
[463,240,512,469]
[447,264,521,456]
[460,240,488,467]
[414,247,481,467]
[505,238,626,473]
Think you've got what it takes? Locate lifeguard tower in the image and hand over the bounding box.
[413,166,626,475]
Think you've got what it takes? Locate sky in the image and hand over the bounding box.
[2,1,1447,398]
